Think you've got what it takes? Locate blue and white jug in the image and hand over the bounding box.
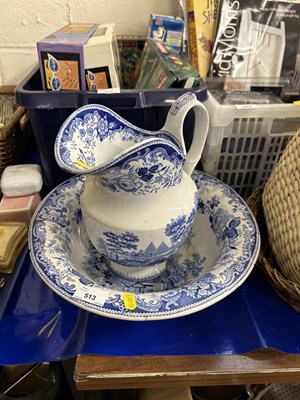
[55,92,209,280]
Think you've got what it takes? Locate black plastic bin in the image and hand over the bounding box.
[16,67,208,191]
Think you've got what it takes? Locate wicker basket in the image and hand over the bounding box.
[247,186,300,313]
[262,129,300,284]
[0,86,32,189]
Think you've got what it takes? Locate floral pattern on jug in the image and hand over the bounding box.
[95,143,185,195]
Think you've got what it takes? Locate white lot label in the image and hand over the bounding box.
[235,104,258,110]
[73,286,108,306]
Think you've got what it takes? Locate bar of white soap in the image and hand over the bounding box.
[1,164,43,197]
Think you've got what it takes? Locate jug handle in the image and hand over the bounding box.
[162,92,209,176]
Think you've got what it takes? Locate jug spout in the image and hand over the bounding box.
[162,92,209,176]
[55,104,152,175]
[54,95,208,197]
[54,103,186,196]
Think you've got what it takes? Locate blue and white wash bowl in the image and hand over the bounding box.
[28,171,260,321]
[54,92,210,280]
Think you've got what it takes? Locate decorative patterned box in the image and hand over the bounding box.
[37,23,121,91]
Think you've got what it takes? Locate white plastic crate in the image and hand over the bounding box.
[202,91,300,198]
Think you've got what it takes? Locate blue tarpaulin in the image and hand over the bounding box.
[1,248,300,365]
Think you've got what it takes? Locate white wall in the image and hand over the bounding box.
[0,0,179,85]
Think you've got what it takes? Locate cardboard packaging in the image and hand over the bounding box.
[117,35,145,88]
[135,39,201,89]
[0,192,41,224]
[0,221,28,273]
[148,14,184,52]
[37,23,121,91]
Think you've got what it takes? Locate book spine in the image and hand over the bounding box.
[187,0,218,78]
[186,0,199,72]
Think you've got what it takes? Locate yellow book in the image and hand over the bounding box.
[187,0,218,77]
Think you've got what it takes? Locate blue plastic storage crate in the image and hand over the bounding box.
[16,67,208,190]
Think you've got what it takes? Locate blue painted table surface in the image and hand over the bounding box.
[0,249,300,365]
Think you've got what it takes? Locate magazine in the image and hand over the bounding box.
[210,0,300,81]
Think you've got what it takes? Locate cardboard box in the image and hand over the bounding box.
[0,221,28,273]
[148,14,184,52]
[135,39,201,89]
[117,35,145,88]
[84,24,121,90]
[53,23,98,38]
[37,23,121,91]
[0,192,41,224]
